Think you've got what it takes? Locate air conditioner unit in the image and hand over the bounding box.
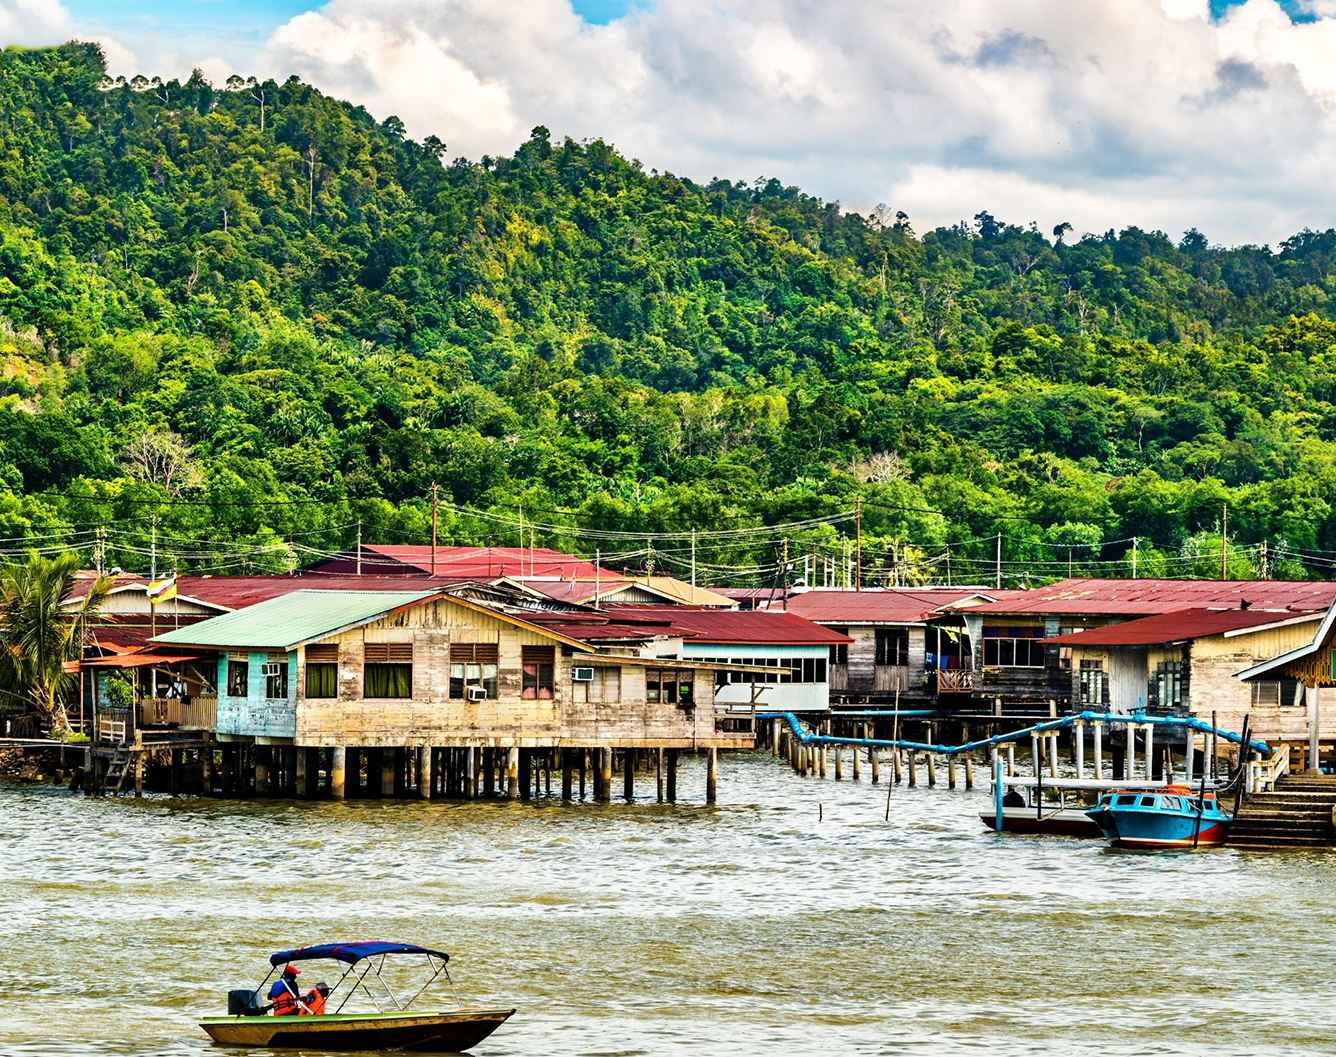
[572,666,594,682]
[467,686,487,701]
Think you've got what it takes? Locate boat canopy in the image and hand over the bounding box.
[269,943,449,966]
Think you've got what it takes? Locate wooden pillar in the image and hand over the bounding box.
[1074,722,1086,780]
[624,749,635,801]
[656,748,665,802]
[580,750,588,799]
[926,752,937,787]
[1308,684,1323,775]
[296,747,309,797]
[1093,721,1104,781]
[894,749,903,784]
[771,719,781,756]
[819,744,827,778]
[907,752,917,787]
[666,749,678,803]
[599,748,612,801]
[852,740,861,781]
[560,749,573,800]
[377,749,393,797]
[1185,733,1195,782]
[947,754,957,790]
[204,745,218,796]
[964,754,974,790]
[330,747,346,800]
[413,746,429,799]
[706,747,718,803]
[254,747,269,795]
[134,748,144,798]
[1144,724,1155,781]
[519,749,532,800]
[869,726,879,784]
[1048,700,1059,779]
[506,747,520,799]
[834,746,843,780]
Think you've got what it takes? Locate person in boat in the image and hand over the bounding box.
[300,982,331,1016]
[1002,789,1025,808]
[269,965,302,1015]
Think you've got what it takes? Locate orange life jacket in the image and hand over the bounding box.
[271,980,300,1016]
[300,990,327,1016]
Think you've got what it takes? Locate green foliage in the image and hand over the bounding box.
[1,43,1335,583]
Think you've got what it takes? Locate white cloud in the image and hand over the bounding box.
[50,0,1336,244]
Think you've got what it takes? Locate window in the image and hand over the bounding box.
[647,668,694,708]
[1251,680,1280,708]
[1115,795,1135,806]
[521,645,555,700]
[1139,796,1156,807]
[1057,627,1081,670]
[576,666,621,703]
[263,655,288,699]
[875,629,909,667]
[829,628,849,666]
[305,644,338,699]
[227,656,249,697]
[982,626,1046,667]
[449,643,499,699]
[1155,660,1183,708]
[364,642,413,698]
[1078,660,1107,706]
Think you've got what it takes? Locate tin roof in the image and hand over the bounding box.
[151,590,443,650]
[956,578,1336,617]
[1048,608,1324,646]
[307,545,625,580]
[780,588,992,624]
[614,606,852,645]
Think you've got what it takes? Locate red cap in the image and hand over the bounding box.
[283,965,301,975]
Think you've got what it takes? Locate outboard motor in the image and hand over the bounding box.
[227,988,264,1016]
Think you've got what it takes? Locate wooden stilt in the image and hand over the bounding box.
[624,749,635,801]
[926,752,937,787]
[894,750,903,784]
[580,750,588,799]
[834,746,843,780]
[506,747,520,799]
[561,749,573,800]
[852,741,861,781]
[869,727,879,784]
[331,747,346,800]
[948,755,957,789]
[907,752,917,787]
[707,747,718,803]
[964,754,974,790]
[666,749,678,802]
[417,746,431,800]
[657,748,665,802]
[599,748,612,801]
[254,747,270,795]
[296,747,309,797]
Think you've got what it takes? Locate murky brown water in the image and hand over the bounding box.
[3,752,1335,1056]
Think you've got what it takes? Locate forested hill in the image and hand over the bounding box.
[2,42,1336,585]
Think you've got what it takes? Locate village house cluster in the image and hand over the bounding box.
[65,544,1336,797]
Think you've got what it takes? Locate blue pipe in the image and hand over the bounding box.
[755,710,1271,756]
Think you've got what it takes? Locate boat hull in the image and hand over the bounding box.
[1086,807,1230,848]
[200,1008,515,1052]
[979,806,1104,838]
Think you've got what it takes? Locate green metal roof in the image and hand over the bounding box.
[150,590,442,650]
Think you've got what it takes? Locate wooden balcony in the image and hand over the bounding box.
[936,669,975,693]
[139,695,217,731]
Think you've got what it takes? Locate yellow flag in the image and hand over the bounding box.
[147,576,177,604]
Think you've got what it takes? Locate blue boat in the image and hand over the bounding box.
[1085,785,1231,848]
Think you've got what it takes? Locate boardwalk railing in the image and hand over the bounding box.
[936,669,974,693]
[98,710,130,745]
[1247,743,1290,794]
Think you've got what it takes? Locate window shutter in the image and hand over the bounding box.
[452,643,498,664]
[364,643,388,664]
[522,645,554,664]
[306,644,338,663]
[386,643,413,663]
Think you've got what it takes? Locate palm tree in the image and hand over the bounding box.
[0,551,112,733]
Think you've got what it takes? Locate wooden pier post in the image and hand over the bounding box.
[1145,724,1155,781]
[506,747,520,799]
[296,747,309,797]
[1048,700,1059,779]
[666,749,678,802]
[562,749,574,800]
[519,749,532,800]
[926,752,937,787]
[870,738,880,784]
[852,741,861,781]
[465,747,477,799]
[255,747,270,795]
[772,719,781,756]
[819,744,827,778]
[657,748,665,802]
[1031,735,1041,782]
[907,752,917,787]
[624,749,635,801]
[947,754,957,790]
[834,746,843,780]
[964,754,974,790]
[331,747,346,800]
[707,747,718,803]
[580,750,588,799]
[417,746,432,800]
[599,748,612,802]
[894,750,903,784]
[1185,734,1195,781]
[1093,722,1103,781]
[1006,744,1015,777]
[1125,727,1134,780]
[1074,721,1086,780]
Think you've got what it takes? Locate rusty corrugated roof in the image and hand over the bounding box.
[781,588,992,624]
[613,606,852,645]
[1048,607,1324,646]
[955,578,1336,616]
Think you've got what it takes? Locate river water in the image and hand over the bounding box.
[3,752,1335,1057]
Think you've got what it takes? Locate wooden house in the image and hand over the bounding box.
[1050,607,1325,742]
[150,585,757,799]
[775,589,993,705]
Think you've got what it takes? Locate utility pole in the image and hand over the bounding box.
[1221,501,1228,581]
[150,516,157,581]
[594,549,601,605]
[646,537,653,579]
[356,520,362,575]
[691,528,697,603]
[855,496,862,592]
[945,543,951,587]
[995,532,1002,590]
[1132,536,1138,579]
[518,502,524,573]
[782,537,789,611]
[430,483,438,576]
[1261,539,1269,579]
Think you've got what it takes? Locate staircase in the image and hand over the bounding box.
[1228,774,1336,848]
[94,748,135,795]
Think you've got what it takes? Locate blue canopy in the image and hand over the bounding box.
[269,943,449,966]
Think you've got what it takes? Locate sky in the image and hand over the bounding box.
[5,0,1336,245]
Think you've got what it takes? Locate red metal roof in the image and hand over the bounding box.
[957,578,1336,617]
[781,588,991,624]
[614,606,852,645]
[1048,607,1324,646]
[306,545,624,581]
[76,574,477,610]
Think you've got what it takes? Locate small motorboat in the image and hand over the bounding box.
[200,942,515,1053]
[1086,785,1231,848]
[979,787,1104,837]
